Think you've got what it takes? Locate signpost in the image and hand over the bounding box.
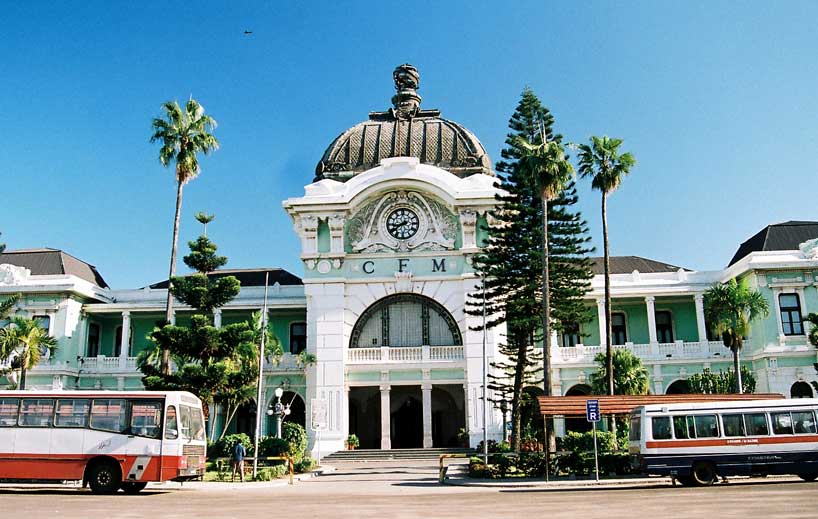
[586,399,601,483]
[311,398,329,467]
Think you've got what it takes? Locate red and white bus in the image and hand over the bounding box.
[629,398,818,486]
[0,390,206,493]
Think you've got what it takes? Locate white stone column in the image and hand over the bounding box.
[380,384,391,449]
[645,296,658,344]
[422,383,433,448]
[694,293,708,343]
[596,298,607,346]
[771,287,785,345]
[213,308,222,328]
[119,311,131,368]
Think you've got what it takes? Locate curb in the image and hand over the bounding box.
[443,476,673,489]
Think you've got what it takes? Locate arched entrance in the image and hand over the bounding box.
[391,386,423,448]
[350,293,462,348]
[666,380,690,395]
[266,391,306,436]
[791,381,814,398]
[229,400,257,438]
[564,384,592,433]
[431,385,465,447]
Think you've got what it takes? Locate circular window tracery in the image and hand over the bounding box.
[350,294,462,348]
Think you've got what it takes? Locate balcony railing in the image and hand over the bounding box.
[30,355,139,373]
[347,345,465,364]
[555,340,734,364]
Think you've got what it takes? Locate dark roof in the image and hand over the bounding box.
[0,248,108,288]
[728,221,818,266]
[314,64,492,182]
[590,256,687,275]
[148,268,303,289]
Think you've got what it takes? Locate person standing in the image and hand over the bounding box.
[231,441,247,482]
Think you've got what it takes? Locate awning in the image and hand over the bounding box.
[537,393,784,417]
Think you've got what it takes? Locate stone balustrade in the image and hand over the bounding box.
[347,345,465,364]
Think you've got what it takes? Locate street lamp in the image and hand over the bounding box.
[266,387,291,438]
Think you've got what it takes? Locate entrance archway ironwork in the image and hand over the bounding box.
[350,293,462,348]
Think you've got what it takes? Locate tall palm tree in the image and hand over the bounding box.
[0,293,19,319]
[590,349,649,396]
[516,128,574,400]
[0,316,57,389]
[703,279,769,393]
[150,99,219,374]
[577,136,635,396]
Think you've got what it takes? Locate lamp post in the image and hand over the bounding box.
[481,274,488,465]
[266,387,291,438]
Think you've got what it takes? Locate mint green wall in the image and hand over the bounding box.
[268,310,307,354]
[131,314,163,356]
[612,301,649,344]
[658,301,698,342]
[476,214,490,247]
[317,220,331,253]
[580,306,599,346]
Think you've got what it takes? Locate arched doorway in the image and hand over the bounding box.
[666,380,690,395]
[391,386,422,448]
[791,381,814,398]
[564,384,592,433]
[266,391,306,436]
[431,385,465,447]
[229,400,256,438]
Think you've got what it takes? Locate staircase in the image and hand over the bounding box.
[323,447,474,462]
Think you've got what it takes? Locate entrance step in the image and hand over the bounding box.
[323,447,474,462]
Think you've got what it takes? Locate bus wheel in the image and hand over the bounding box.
[691,462,717,486]
[675,475,695,487]
[798,473,818,482]
[121,482,148,494]
[87,461,122,494]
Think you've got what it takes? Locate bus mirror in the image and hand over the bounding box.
[167,429,178,440]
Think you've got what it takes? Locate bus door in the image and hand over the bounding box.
[125,399,164,481]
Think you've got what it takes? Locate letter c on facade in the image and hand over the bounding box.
[362,261,375,274]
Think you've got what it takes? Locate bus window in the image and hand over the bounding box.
[672,416,690,439]
[182,405,205,441]
[90,399,129,433]
[744,413,769,436]
[130,400,162,438]
[722,414,745,437]
[165,405,179,439]
[19,399,54,427]
[792,411,817,434]
[652,417,672,440]
[771,413,794,435]
[694,415,719,438]
[55,399,90,427]
[0,398,19,427]
[629,416,641,441]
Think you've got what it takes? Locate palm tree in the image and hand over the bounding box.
[0,293,19,320]
[577,136,635,396]
[806,313,818,348]
[150,99,219,374]
[516,128,574,400]
[703,279,770,393]
[590,349,649,396]
[0,316,57,389]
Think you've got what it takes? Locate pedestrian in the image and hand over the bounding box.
[231,441,247,482]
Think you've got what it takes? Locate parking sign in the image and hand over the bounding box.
[586,399,600,422]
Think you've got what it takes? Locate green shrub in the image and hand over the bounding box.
[282,422,308,462]
[561,430,617,454]
[210,433,252,460]
[294,456,316,473]
[518,453,549,477]
[254,465,287,481]
[257,436,290,461]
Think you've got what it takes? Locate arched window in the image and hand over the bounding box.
[791,381,813,399]
[350,294,461,348]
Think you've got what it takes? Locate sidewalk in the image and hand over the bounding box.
[444,474,673,489]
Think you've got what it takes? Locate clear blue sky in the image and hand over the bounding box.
[1,1,816,288]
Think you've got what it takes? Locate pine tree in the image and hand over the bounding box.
[138,218,258,439]
[0,232,6,254]
[470,88,594,452]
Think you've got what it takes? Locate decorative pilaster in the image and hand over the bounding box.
[380,384,391,449]
[298,215,319,255]
[645,296,657,344]
[694,293,708,343]
[328,214,345,253]
[460,210,477,249]
[596,298,606,346]
[422,383,433,448]
[119,311,131,367]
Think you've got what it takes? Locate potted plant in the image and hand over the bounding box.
[456,427,470,448]
[345,434,359,450]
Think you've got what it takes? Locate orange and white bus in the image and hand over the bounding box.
[0,390,206,493]
[629,398,818,486]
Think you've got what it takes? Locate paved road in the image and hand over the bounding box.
[3,461,818,518]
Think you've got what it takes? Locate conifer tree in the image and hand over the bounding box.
[138,217,258,438]
[470,88,594,452]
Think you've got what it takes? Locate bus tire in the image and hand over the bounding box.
[691,462,717,486]
[798,473,818,482]
[121,482,148,494]
[87,460,122,494]
[675,475,695,487]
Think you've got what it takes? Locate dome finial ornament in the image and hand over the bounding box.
[391,63,421,119]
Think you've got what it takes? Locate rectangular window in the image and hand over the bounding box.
[34,315,51,333]
[655,311,674,343]
[694,415,719,438]
[0,398,19,427]
[611,313,627,345]
[55,399,90,428]
[165,405,179,439]
[722,414,745,437]
[651,416,672,440]
[628,416,641,441]
[180,405,205,441]
[771,412,794,435]
[290,322,307,354]
[19,399,54,427]
[87,323,100,357]
[130,400,162,438]
[561,322,581,348]
[90,399,129,433]
[792,411,817,434]
[779,294,804,336]
[744,413,769,436]
[672,415,690,439]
